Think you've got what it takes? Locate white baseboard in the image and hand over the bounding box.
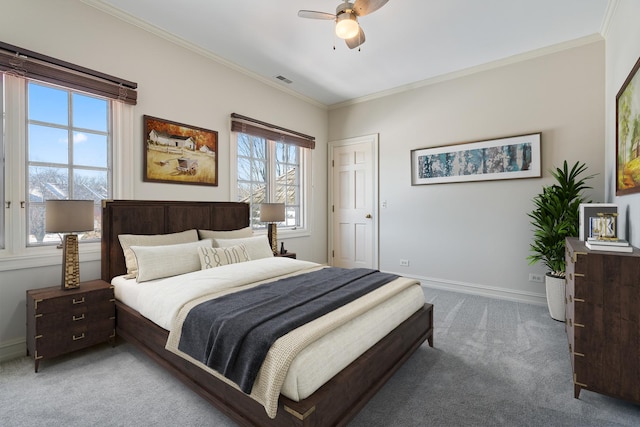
[0,337,26,363]
[383,270,547,306]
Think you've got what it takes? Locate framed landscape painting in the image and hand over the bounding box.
[143,115,218,186]
[616,56,640,196]
[411,133,541,185]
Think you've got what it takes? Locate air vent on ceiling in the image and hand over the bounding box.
[275,75,293,84]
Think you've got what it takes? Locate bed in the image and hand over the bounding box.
[101,199,434,427]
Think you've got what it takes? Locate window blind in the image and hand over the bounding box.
[231,113,315,149]
[0,41,137,105]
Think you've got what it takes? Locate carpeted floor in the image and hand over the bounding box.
[2,287,640,426]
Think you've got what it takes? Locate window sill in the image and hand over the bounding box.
[256,228,311,240]
[0,242,101,272]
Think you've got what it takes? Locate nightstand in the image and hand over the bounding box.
[26,280,116,372]
[275,252,296,259]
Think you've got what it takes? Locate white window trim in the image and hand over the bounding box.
[230,131,312,239]
[0,75,134,272]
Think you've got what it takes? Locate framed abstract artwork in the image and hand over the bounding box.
[143,115,218,186]
[616,56,640,196]
[411,133,541,185]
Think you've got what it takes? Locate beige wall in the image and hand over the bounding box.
[606,0,640,243]
[329,41,605,303]
[0,0,328,359]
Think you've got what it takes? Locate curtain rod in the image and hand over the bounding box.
[231,113,315,141]
[0,41,138,89]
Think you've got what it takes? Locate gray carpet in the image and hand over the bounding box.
[2,287,640,426]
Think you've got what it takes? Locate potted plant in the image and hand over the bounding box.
[527,160,594,321]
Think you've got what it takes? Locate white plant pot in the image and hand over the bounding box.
[545,274,566,322]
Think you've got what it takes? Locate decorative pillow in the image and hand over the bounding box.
[130,239,213,282]
[214,235,274,260]
[118,229,199,279]
[198,244,250,269]
[198,226,252,240]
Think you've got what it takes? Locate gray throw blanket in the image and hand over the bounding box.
[177,267,398,393]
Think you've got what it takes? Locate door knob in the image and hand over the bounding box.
[365,214,372,219]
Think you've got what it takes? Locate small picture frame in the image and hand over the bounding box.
[579,203,618,240]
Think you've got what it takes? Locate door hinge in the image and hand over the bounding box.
[332,205,334,212]
[332,160,334,167]
[332,250,334,258]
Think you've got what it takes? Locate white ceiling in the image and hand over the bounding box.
[91,0,610,107]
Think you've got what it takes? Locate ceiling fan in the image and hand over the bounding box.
[298,0,389,49]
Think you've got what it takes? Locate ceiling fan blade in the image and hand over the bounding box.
[345,26,366,49]
[298,10,336,20]
[353,0,389,16]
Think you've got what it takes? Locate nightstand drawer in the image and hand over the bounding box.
[34,302,115,333]
[34,320,116,359]
[33,288,114,315]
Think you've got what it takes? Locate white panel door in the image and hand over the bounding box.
[329,135,378,269]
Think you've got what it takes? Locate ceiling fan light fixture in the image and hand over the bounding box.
[335,12,359,39]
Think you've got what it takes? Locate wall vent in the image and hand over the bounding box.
[275,75,293,84]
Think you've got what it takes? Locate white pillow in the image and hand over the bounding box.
[214,235,273,260]
[130,239,213,282]
[198,245,250,269]
[197,226,252,240]
[118,229,198,278]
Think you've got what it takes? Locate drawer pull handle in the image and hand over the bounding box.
[73,333,85,341]
[72,314,85,321]
[72,297,85,305]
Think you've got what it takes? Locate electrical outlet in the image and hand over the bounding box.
[400,259,409,266]
[529,273,544,283]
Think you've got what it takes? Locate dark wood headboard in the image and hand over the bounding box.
[101,200,250,281]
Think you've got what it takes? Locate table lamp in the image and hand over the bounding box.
[45,200,95,290]
[260,203,285,255]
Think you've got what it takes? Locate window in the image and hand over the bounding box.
[231,113,315,232]
[236,133,302,229]
[0,42,136,263]
[1,77,111,249]
[26,81,110,245]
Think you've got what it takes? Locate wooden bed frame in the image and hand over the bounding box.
[101,199,434,427]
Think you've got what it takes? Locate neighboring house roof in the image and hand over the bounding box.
[238,167,297,206]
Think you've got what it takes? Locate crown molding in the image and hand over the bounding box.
[600,0,619,38]
[329,33,605,110]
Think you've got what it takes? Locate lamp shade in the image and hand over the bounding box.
[45,200,95,233]
[260,203,285,223]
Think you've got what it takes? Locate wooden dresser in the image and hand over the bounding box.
[26,280,116,372]
[564,237,640,402]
